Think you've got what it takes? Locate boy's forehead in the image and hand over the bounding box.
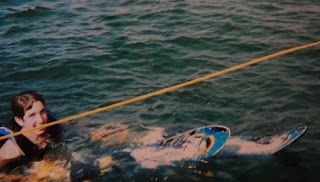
[25,101,45,114]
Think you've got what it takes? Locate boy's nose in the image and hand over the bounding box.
[36,114,46,125]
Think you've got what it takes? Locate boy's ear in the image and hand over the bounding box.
[14,116,24,127]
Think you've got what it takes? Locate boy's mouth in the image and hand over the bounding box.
[34,127,46,136]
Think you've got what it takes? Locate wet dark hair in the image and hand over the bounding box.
[11,90,45,117]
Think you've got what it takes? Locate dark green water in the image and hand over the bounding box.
[0,0,319,181]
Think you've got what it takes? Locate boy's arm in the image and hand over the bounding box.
[0,140,24,168]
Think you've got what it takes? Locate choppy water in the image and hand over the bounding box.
[0,0,319,181]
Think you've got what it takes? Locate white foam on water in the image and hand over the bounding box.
[223,134,289,155]
[130,135,206,169]
[133,126,165,145]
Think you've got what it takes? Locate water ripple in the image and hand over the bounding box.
[0,0,319,181]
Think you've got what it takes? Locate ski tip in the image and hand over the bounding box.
[290,125,307,139]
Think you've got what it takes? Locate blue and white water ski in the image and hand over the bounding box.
[130,125,231,168]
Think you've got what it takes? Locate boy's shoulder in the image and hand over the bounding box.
[0,139,23,160]
[0,127,24,162]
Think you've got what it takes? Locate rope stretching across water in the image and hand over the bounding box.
[0,41,319,141]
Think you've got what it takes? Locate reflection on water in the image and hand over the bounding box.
[90,123,129,147]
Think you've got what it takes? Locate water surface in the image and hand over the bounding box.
[0,0,319,181]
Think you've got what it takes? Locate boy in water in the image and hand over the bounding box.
[0,91,113,181]
[0,90,62,168]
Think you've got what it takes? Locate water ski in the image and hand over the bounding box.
[160,125,231,160]
[130,125,230,168]
[220,126,307,155]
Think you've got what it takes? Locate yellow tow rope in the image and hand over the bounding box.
[0,41,319,141]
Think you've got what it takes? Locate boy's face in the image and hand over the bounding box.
[19,101,48,136]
